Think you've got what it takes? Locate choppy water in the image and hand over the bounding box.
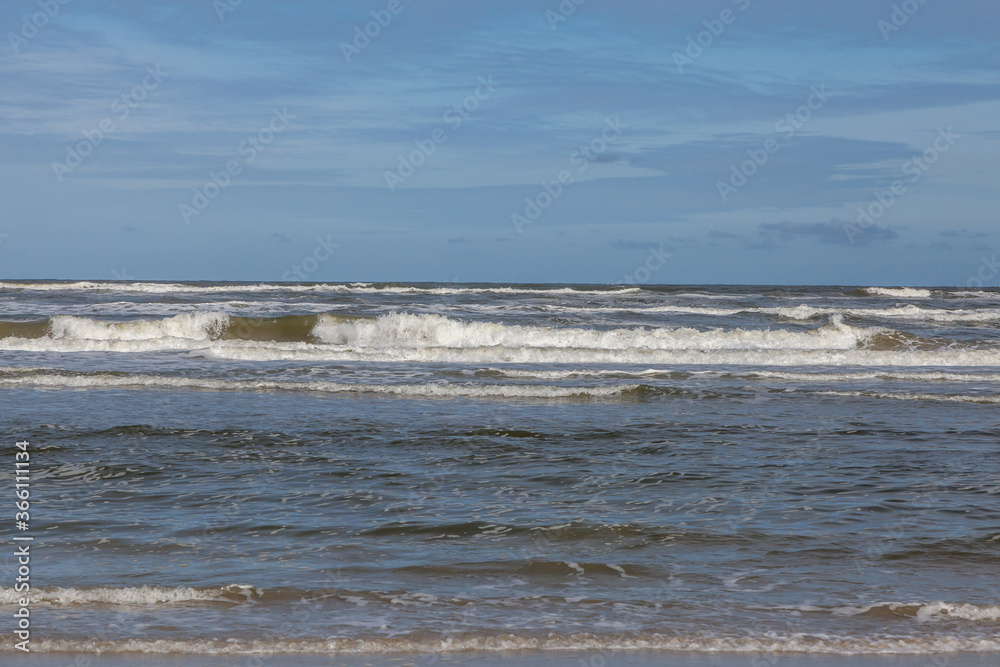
[1,281,999,656]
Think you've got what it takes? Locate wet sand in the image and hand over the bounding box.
[13,652,998,667]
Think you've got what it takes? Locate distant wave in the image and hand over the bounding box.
[0,281,640,296]
[861,287,933,298]
[643,303,1000,322]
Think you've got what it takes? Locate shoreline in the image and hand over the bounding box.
[9,652,1000,667]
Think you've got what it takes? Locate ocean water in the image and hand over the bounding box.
[1,281,999,658]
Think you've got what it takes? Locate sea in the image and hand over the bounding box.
[1,281,998,660]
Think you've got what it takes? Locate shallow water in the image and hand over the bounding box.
[1,281,998,656]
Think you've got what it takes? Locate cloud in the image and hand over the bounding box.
[939,229,992,239]
[611,239,658,250]
[745,220,899,248]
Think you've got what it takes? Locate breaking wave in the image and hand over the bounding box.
[0,585,260,606]
[2,312,998,366]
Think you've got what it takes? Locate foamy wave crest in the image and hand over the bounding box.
[0,371,634,398]
[487,368,676,380]
[646,304,1000,322]
[0,585,261,606]
[211,345,1000,366]
[5,312,999,366]
[312,313,874,351]
[951,290,1000,299]
[817,390,1000,405]
[50,313,229,342]
[26,632,1000,655]
[862,287,932,298]
[492,369,1000,383]
[747,370,1000,383]
[0,313,230,352]
[831,602,1000,623]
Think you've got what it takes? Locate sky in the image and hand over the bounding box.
[1,0,998,285]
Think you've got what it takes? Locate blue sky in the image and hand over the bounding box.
[1,0,998,285]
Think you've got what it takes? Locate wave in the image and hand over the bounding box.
[311,313,881,351]
[0,311,879,351]
[0,313,329,348]
[3,312,998,366]
[24,632,1000,655]
[485,368,687,380]
[645,304,1000,322]
[861,287,933,298]
[489,368,1000,382]
[0,584,260,606]
[0,371,636,399]
[0,281,640,296]
[826,602,1000,623]
[5,369,1000,402]
[817,390,1000,405]
[949,290,1000,299]
[742,370,1000,383]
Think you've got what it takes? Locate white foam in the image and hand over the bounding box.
[0,372,635,398]
[916,602,1000,622]
[49,313,228,342]
[312,312,876,352]
[493,368,1000,382]
[0,312,230,352]
[862,287,933,298]
[29,633,1000,655]
[0,585,259,606]
[4,312,999,367]
[817,390,1000,405]
[831,602,1000,623]
[646,304,1000,322]
[488,368,671,380]
[748,370,1000,382]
